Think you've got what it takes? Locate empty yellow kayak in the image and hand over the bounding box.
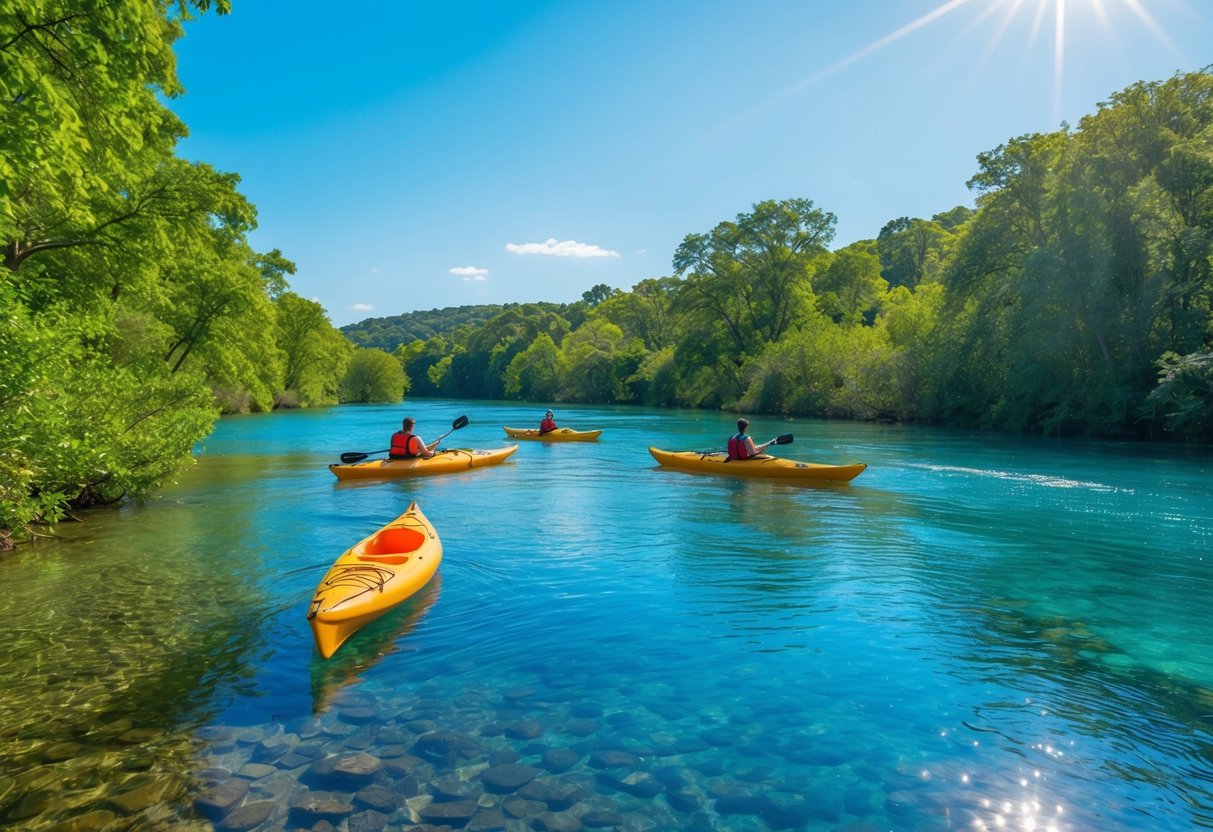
[503,427,602,442]
[648,447,867,481]
[307,502,442,659]
[328,445,518,481]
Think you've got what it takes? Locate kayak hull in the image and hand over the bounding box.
[648,447,866,481]
[307,501,442,659]
[328,445,518,481]
[503,427,602,442]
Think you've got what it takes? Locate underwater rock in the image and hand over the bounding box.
[354,783,400,813]
[532,811,582,832]
[586,750,638,770]
[347,808,389,832]
[431,778,483,802]
[193,778,249,820]
[465,808,508,831]
[287,790,355,825]
[516,778,585,811]
[480,763,541,792]
[503,719,544,740]
[541,748,581,773]
[502,796,545,818]
[418,798,478,824]
[236,763,276,781]
[562,719,599,737]
[215,800,275,831]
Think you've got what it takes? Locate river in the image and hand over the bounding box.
[1,400,1210,830]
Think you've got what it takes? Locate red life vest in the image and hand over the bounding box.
[727,433,750,460]
[539,418,557,434]
[390,431,420,459]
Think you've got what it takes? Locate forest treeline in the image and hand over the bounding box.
[359,67,1213,443]
[2,1,1210,542]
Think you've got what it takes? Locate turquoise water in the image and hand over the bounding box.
[2,401,1211,830]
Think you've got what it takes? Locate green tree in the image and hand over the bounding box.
[816,241,888,325]
[557,319,635,402]
[673,198,836,357]
[275,292,353,407]
[340,348,408,403]
[592,276,679,350]
[504,333,561,401]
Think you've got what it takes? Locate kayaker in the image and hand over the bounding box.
[727,418,772,460]
[538,410,557,435]
[389,417,439,459]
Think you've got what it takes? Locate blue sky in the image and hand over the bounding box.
[170,0,1212,327]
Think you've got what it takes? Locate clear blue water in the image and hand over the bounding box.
[2,400,1211,830]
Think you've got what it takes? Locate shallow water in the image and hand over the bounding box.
[1,401,1211,830]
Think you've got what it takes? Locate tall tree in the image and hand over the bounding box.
[672,198,835,359]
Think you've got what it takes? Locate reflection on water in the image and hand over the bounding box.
[308,577,443,714]
[1,403,1212,830]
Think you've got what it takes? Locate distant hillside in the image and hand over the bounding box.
[341,302,575,352]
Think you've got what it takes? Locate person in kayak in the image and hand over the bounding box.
[389,417,439,459]
[538,410,558,435]
[727,418,772,460]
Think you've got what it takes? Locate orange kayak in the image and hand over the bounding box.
[503,427,602,442]
[648,447,866,481]
[328,445,518,480]
[307,502,442,659]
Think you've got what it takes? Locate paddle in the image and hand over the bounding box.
[722,432,794,461]
[339,415,469,464]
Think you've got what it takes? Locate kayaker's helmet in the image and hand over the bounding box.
[546,410,553,418]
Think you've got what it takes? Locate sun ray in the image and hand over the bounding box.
[967,0,1029,94]
[1054,0,1066,122]
[788,0,978,93]
[1123,0,1182,55]
[1026,0,1049,57]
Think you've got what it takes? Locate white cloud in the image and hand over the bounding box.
[505,238,620,258]
[310,296,321,303]
[351,303,374,312]
[635,249,647,255]
[449,266,489,282]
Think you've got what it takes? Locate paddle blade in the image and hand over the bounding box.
[771,433,794,445]
[451,415,469,431]
[338,447,389,463]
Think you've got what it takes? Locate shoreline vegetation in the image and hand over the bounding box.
[2,2,1210,543]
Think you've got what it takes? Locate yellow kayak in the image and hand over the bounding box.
[648,447,866,481]
[503,427,602,442]
[307,502,442,659]
[328,445,518,481]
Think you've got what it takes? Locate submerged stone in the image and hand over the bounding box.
[287,790,355,825]
[193,778,249,820]
[541,748,581,773]
[347,808,389,832]
[215,800,275,832]
[502,796,545,818]
[517,778,585,810]
[466,808,508,831]
[533,811,582,832]
[354,783,400,813]
[418,798,478,823]
[480,763,541,792]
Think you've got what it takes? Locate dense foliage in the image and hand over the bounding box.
[342,302,581,352]
[0,2,353,542]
